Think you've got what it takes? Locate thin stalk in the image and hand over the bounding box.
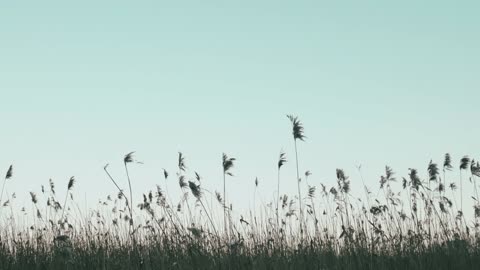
[0,177,7,216]
[460,170,463,215]
[125,163,134,220]
[60,191,69,224]
[294,140,303,236]
[277,169,281,231]
[223,172,228,238]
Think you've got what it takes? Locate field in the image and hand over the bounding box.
[1,116,479,270]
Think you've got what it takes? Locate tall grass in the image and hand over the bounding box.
[277,151,287,230]
[1,116,480,270]
[287,115,306,237]
[222,153,235,239]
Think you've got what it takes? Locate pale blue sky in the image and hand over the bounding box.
[0,1,479,214]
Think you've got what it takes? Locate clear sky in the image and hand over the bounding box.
[0,1,479,214]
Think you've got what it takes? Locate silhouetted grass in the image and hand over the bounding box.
[1,116,480,269]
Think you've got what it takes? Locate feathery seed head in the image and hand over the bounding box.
[460,156,470,170]
[278,151,287,169]
[402,177,408,189]
[188,181,202,200]
[385,166,395,182]
[30,192,38,204]
[222,153,236,175]
[5,165,13,180]
[178,152,186,172]
[409,168,421,191]
[449,182,457,191]
[215,191,223,205]
[443,153,453,171]
[287,115,306,141]
[336,169,346,181]
[124,152,135,164]
[308,186,316,198]
[49,179,55,195]
[428,161,439,182]
[67,177,75,191]
[178,175,187,189]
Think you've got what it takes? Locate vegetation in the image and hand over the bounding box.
[1,115,480,270]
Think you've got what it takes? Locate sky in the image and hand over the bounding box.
[0,1,479,217]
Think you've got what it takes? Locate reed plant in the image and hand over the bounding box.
[0,117,479,270]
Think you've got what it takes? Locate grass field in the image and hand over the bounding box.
[1,116,479,270]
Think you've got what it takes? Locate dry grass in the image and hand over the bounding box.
[1,116,480,269]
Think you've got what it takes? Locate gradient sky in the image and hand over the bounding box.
[0,1,479,215]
